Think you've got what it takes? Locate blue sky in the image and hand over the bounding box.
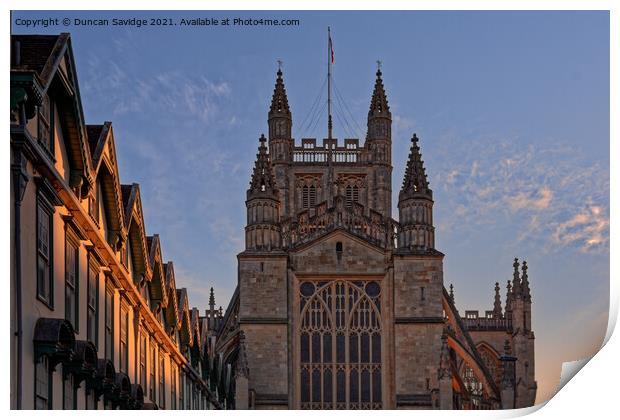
[12,10,609,404]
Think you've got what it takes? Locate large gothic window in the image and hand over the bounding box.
[299,280,382,409]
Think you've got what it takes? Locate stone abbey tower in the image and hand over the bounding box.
[214,68,537,410]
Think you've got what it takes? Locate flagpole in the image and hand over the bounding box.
[327,26,333,140]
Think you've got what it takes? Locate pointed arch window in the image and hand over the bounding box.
[299,280,382,409]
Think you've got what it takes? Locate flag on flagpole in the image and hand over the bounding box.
[329,33,335,64]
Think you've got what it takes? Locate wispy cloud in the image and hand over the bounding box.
[552,203,609,252]
[432,135,609,254]
[83,50,232,124]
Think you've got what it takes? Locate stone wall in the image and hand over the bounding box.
[290,231,387,274]
[238,255,288,320]
[241,324,288,397]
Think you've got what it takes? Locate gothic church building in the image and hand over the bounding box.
[215,69,537,409]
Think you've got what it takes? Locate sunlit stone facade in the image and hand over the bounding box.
[215,68,537,409]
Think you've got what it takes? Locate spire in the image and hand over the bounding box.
[368,67,390,119]
[366,67,392,143]
[493,282,502,318]
[449,284,455,304]
[521,260,531,302]
[505,279,513,312]
[268,68,292,141]
[248,134,278,199]
[209,287,215,310]
[400,134,433,200]
[511,258,522,297]
[269,68,291,117]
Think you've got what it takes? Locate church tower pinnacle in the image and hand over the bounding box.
[493,282,503,318]
[268,68,293,164]
[367,67,392,164]
[245,134,281,251]
[366,66,393,217]
[397,134,435,251]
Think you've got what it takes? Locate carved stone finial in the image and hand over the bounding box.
[512,258,521,297]
[399,133,432,200]
[493,282,502,318]
[521,260,531,302]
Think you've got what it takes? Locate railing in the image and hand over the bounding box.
[462,317,512,331]
[281,197,399,250]
[292,144,365,163]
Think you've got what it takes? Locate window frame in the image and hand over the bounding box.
[64,232,80,332]
[159,354,166,408]
[179,370,185,410]
[140,333,147,389]
[87,258,100,345]
[35,355,52,410]
[37,94,54,157]
[36,196,54,308]
[119,303,129,373]
[104,283,115,361]
[63,371,77,410]
[149,342,157,402]
[170,363,177,410]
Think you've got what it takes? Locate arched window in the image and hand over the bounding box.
[299,280,382,409]
[460,361,487,409]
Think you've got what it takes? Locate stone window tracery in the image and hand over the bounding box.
[477,344,502,387]
[299,280,382,409]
